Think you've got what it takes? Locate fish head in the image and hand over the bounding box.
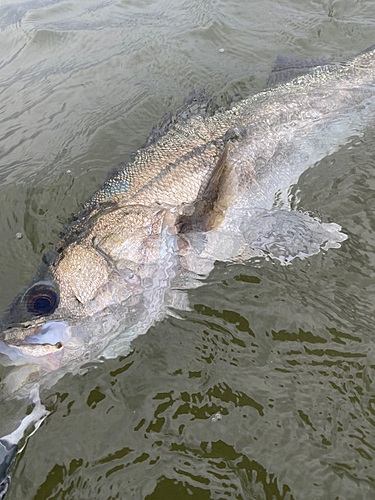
[0,236,144,378]
[0,202,182,397]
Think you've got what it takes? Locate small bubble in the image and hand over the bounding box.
[219,48,225,53]
[212,412,222,422]
[67,169,72,174]
[16,232,23,239]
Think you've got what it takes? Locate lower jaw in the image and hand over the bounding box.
[0,341,64,371]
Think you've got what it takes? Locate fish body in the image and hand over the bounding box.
[1,46,375,395]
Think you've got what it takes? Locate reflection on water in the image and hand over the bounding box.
[1,0,375,498]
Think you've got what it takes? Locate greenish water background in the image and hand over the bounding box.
[1,0,375,498]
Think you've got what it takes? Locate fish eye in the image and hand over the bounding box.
[24,282,59,316]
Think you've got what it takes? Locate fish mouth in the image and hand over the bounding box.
[0,321,72,369]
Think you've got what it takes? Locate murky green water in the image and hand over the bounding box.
[1,0,375,498]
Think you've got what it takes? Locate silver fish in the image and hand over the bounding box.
[3,47,375,393]
[0,45,375,494]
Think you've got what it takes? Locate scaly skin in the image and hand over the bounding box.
[1,46,375,389]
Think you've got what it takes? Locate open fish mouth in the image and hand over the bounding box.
[0,321,72,369]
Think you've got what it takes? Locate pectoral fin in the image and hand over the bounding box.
[176,142,233,234]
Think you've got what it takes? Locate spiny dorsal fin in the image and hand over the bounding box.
[140,90,218,149]
[101,90,219,186]
[176,141,233,234]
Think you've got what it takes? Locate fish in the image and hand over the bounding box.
[1,44,375,495]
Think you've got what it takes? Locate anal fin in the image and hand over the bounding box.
[241,209,347,264]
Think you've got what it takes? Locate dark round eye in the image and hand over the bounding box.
[24,282,59,316]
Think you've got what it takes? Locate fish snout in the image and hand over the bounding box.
[0,321,72,368]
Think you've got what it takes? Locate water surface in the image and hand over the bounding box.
[1,0,375,498]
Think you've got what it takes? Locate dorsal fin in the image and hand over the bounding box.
[357,43,375,56]
[266,55,332,88]
[102,90,219,184]
[140,90,218,149]
[176,142,233,234]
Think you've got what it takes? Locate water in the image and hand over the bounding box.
[1,0,375,498]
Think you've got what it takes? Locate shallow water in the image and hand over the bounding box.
[1,0,375,498]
